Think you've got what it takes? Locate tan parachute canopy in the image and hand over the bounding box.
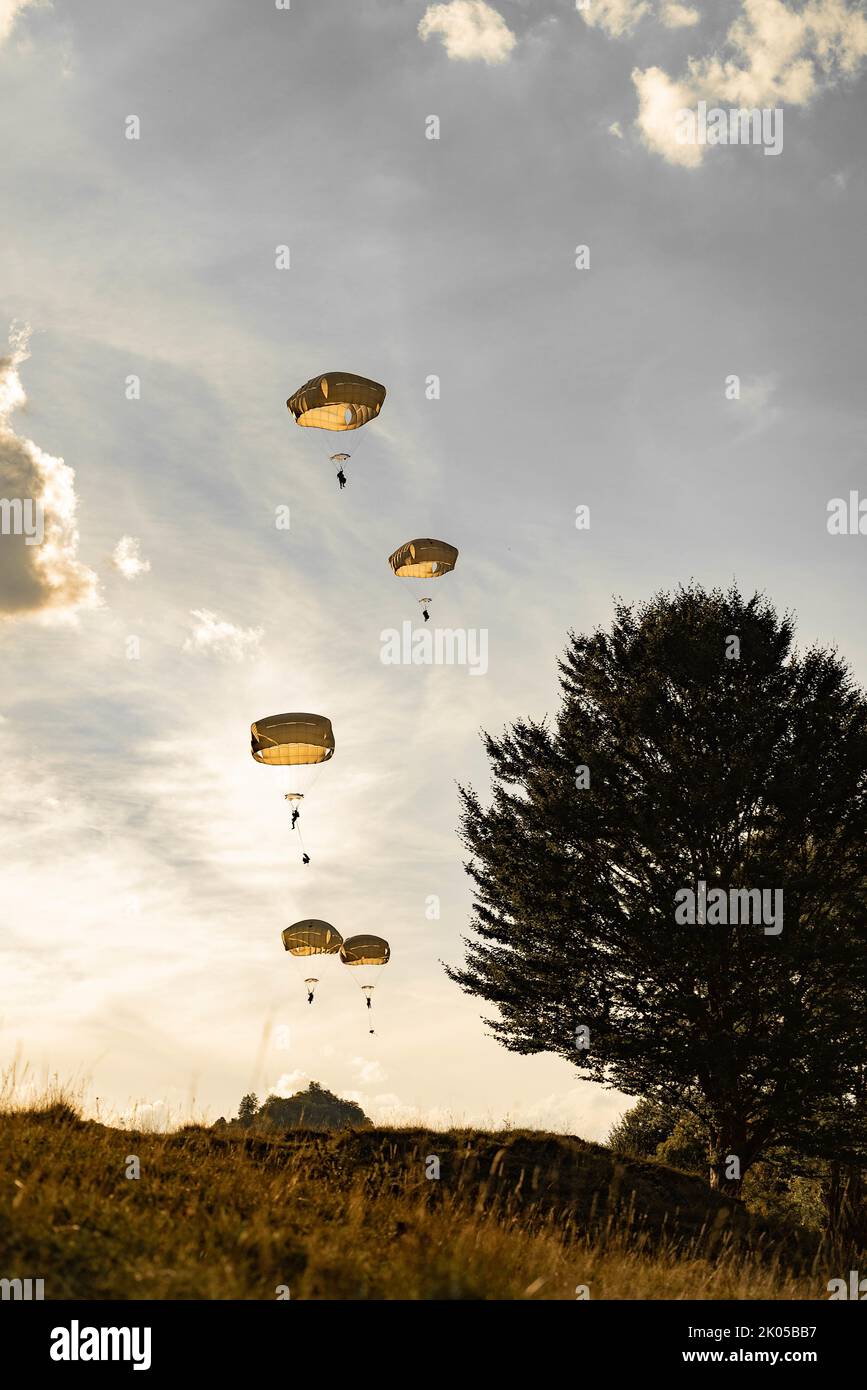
[340,935,391,967]
[388,538,459,580]
[341,936,390,1030]
[251,714,335,767]
[287,373,386,432]
[282,921,343,956]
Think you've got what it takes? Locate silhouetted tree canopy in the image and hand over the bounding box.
[256,1082,370,1132]
[451,584,867,1195]
[237,1093,259,1128]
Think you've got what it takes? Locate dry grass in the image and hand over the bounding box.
[0,1090,835,1301]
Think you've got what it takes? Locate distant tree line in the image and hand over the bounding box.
[215,1082,371,1134]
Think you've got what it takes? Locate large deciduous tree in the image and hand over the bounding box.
[450,585,867,1195]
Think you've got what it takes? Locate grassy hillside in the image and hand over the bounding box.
[0,1103,833,1300]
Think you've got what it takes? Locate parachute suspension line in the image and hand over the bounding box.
[293,817,309,864]
[284,758,325,806]
[253,713,334,868]
[282,921,343,1010]
[287,373,386,495]
[388,539,458,630]
[344,978,373,1035]
[328,410,375,487]
[303,761,326,799]
[361,984,376,1034]
[352,1007,374,1038]
[283,763,325,864]
[291,759,324,862]
[287,949,318,1005]
[339,936,390,1037]
[345,976,377,1035]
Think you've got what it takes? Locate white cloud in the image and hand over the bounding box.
[0,325,101,622]
[418,1,517,64]
[0,0,38,47]
[580,0,651,39]
[350,1056,386,1085]
[111,535,151,581]
[634,0,867,166]
[609,120,625,138]
[183,609,263,662]
[632,66,704,168]
[117,1099,172,1132]
[689,0,867,106]
[269,1070,308,1097]
[660,1,700,26]
[341,1088,454,1127]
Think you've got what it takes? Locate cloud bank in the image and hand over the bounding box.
[0,0,38,47]
[0,327,100,622]
[183,609,264,662]
[634,0,867,166]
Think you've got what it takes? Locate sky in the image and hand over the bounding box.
[1,0,866,1136]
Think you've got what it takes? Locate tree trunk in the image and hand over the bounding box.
[708,1114,751,1197]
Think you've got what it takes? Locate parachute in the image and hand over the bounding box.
[251,712,334,768]
[251,713,335,864]
[388,538,458,621]
[287,372,386,487]
[340,934,390,1033]
[282,919,343,1004]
